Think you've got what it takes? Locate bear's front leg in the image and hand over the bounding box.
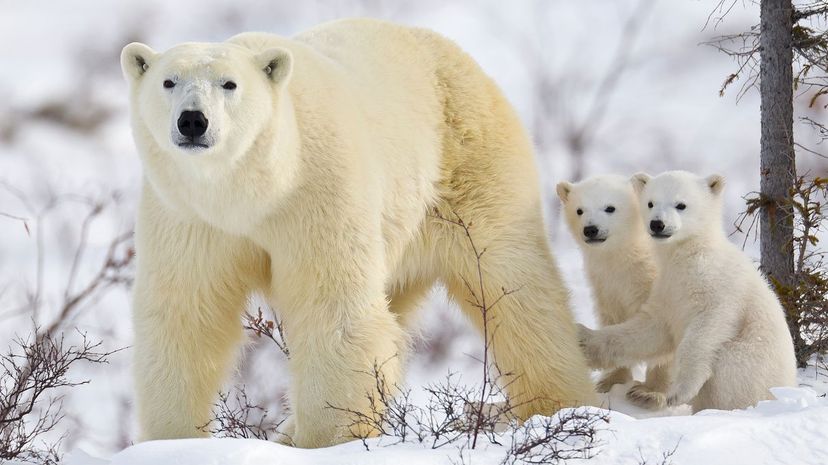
[270,236,405,448]
[666,311,736,408]
[132,189,266,441]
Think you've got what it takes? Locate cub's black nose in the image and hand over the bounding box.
[583,225,599,238]
[178,111,208,138]
[650,220,665,233]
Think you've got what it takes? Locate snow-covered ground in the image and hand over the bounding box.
[62,368,828,465]
[2,0,828,464]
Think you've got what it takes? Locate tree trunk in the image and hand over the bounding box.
[759,0,799,360]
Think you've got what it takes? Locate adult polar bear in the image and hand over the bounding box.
[121,18,595,448]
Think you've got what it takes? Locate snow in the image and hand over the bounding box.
[64,376,828,465]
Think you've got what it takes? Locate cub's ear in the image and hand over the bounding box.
[556,181,574,203]
[706,174,725,195]
[121,42,157,83]
[630,172,651,194]
[255,48,293,86]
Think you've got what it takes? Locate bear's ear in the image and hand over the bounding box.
[630,172,651,194]
[255,48,293,86]
[121,42,157,83]
[556,182,573,203]
[706,174,725,195]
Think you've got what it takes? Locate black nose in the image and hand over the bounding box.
[583,225,599,238]
[650,220,665,233]
[177,111,208,138]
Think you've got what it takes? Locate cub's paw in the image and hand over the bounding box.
[576,324,608,369]
[665,377,704,407]
[626,383,667,410]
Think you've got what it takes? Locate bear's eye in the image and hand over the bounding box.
[222,81,237,90]
[647,201,653,209]
[605,206,616,213]
[576,208,584,216]
[163,79,175,89]
[676,203,687,210]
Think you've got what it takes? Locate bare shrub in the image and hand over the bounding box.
[0,332,115,464]
[502,408,609,465]
[0,191,134,462]
[327,362,609,464]
[327,361,527,451]
[203,386,288,443]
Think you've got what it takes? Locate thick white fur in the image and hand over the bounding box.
[557,176,669,404]
[122,18,595,448]
[579,170,797,412]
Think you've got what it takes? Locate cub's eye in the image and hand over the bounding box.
[647,201,653,209]
[222,81,237,90]
[605,206,616,213]
[676,203,687,210]
[576,208,584,216]
[163,79,175,89]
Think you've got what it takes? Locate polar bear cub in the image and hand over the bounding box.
[579,170,797,411]
[557,176,669,403]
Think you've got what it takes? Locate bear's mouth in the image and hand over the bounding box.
[177,141,210,150]
[585,238,607,244]
[650,233,673,239]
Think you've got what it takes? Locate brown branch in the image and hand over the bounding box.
[702,0,745,31]
[42,231,134,339]
[244,307,290,358]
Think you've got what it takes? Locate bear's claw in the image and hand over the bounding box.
[625,382,666,410]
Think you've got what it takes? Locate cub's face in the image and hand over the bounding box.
[632,171,725,243]
[557,175,643,248]
[120,42,292,161]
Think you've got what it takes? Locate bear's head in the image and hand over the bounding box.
[120,41,292,161]
[557,175,645,249]
[631,170,725,244]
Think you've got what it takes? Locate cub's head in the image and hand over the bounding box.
[120,42,292,160]
[557,175,644,249]
[632,170,725,244]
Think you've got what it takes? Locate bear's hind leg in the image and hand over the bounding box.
[438,217,597,418]
[690,337,777,412]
